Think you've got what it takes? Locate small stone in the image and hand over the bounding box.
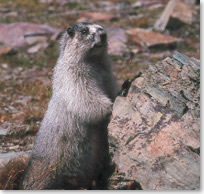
[0,47,12,56]
[17,67,23,72]
[15,96,32,105]
[8,106,15,111]
[132,1,143,8]
[5,11,18,17]
[4,107,9,111]
[9,145,20,150]
[39,0,53,3]
[25,36,47,45]
[28,42,48,53]
[148,4,164,10]
[1,63,9,69]
[0,151,31,168]
[27,144,34,150]
[131,48,140,54]
[78,12,118,23]
[97,1,114,8]
[0,129,9,136]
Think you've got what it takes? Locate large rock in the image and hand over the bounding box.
[108,51,200,190]
[127,28,182,48]
[0,22,62,53]
[154,0,197,31]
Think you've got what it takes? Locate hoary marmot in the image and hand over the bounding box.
[23,22,118,190]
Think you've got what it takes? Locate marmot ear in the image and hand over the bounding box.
[67,27,75,38]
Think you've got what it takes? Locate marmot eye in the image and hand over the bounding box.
[81,28,89,35]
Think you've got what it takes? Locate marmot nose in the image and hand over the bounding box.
[100,33,107,43]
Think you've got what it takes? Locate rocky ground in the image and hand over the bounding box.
[0,0,200,162]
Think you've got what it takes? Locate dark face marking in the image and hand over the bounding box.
[66,27,75,38]
[80,22,93,26]
[80,27,89,36]
[97,28,104,32]
[100,33,107,43]
[66,23,95,38]
[72,23,92,33]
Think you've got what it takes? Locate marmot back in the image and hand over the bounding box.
[23,23,118,190]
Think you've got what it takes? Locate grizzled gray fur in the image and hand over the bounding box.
[23,23,118,190]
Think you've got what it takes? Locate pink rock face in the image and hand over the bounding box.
[127,28,182,48]
[171,0,196,24]
[153,0,197,32]
[0,22,62,52]
[108,52,200,190]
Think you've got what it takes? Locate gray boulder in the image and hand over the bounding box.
[108,51,200,190]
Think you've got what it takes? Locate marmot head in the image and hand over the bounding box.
[60,23,108,60]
